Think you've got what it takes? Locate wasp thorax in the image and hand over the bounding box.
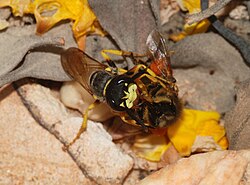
[105,75,138,111]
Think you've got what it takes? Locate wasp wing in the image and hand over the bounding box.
[61,47,107,95]
[146,30,173,79]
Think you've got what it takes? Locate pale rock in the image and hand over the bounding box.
[57,118,134,185]
[191,136,222,153]
[138,150,250,185]
[0,84,94,185]
[225,79,250,150]
[14,82,133,185]
[229,5,249,20]
[60,81,114,121]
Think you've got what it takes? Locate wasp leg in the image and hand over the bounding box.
[101,49,146,66]
[126,109,149,132]
[126,64,161,80]
[62,101,100,151]
[101,50,118,68]
[133,66,171,88]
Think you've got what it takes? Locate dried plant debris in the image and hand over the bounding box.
[188,0,250,66]
[166,0,250,66]
[88,0,160,66]
[186,0,234,25]
[225,79,250,150]
[229,5,249,20]
[224,3,250,42]
[0,24,78,87]
[0,0,159,86]
[0,0,104,46]
[160,0,180,25]
[169,0,211,41]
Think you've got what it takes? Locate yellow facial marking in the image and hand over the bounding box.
[120,102,125,108]
[105,67,112,72]
[122,83,137,108]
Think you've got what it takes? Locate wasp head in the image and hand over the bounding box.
[105,75,138,111]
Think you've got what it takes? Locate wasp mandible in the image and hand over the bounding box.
[61,31,182,149]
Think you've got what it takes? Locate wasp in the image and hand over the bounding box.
[61,31,182,149]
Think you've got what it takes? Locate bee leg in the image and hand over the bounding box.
[62,101,100,151]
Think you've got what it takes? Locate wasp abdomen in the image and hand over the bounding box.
[90,71,112,99]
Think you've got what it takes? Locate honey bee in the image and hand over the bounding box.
[61,30,182,149]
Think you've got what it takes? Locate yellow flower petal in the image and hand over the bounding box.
[133,134,170,162]
[0,0,105,48]
[133,109,228,162]
[169,32,187,42]
[168,109,228,156]
[72,3,98,39]
[171,0,210,42]
[217,136,229,150]
[0,0,32,16]
[181,0,201,13]
[183,19,210,35]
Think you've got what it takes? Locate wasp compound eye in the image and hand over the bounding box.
[105,75,137,111]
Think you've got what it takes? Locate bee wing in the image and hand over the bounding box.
[146,30,173,79]
[61,47,107,95]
